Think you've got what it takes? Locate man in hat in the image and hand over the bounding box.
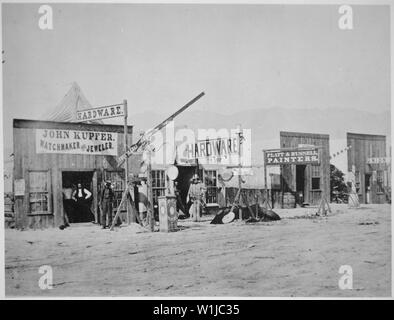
[100,180,114,229]
[187,174,206,222]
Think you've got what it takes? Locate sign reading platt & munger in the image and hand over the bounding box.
[36,128,118,156]
[76,104,125,122]
[265,148,320,166]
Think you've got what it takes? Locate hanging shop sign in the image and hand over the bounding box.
[177,137,240,165]
[264,148,320,166]
[76,103,125,122]
[366,157,390,165]
[36,128,118,156]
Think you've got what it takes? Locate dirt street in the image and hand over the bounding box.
[5,204,391,297]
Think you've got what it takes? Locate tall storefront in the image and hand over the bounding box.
[347,132,390,204]
[12,119,133,229]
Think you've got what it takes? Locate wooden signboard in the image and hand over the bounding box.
[76,103,125,122]
[366,157,390,165]
[264,147,320,166]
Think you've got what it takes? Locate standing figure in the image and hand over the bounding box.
[187,174,206,222]
[60,183,75,229]
[73,182,94,222]
[100,181,114,229]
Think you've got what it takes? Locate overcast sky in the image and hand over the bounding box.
[1,3,391,150]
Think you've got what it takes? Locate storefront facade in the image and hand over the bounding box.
[13,119,133,229]
[347,132,389,204]
[279,131,330,206]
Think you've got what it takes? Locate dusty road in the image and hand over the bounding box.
[5,204,391,297]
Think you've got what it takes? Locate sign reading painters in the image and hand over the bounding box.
[36,129,118,156]
[76,103,125,122]
[265,148,320,166]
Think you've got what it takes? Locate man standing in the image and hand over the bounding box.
[100,180,114,229]
[60,183,75,230]
[187,174,206,222]
[73,182,94,222]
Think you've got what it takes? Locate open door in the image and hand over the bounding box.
[365,173,372,204]
[296,165,306,205]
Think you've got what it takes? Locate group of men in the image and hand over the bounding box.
[61,180,115,230]
[61,172,212,229]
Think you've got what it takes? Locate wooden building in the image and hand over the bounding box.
[13,119,133,229]
[346,132,389,204]
[279,131,330,206]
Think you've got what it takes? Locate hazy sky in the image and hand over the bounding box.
[1,3,391,149]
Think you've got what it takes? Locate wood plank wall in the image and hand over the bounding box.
[347,133,387,204]
[13,120,133,229]
[279,131,330,205]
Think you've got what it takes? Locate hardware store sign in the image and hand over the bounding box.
[36,129,118,155]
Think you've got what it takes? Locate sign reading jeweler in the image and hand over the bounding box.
[264,148,320,166]
[36,128,118,156]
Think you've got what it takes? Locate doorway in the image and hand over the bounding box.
[365,173,372,204]
[295,165,306,205]
[175,165,197,212]
[62,171,94,223]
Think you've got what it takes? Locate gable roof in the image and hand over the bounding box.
[45,82,103,124]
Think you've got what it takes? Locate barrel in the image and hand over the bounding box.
[282,192,296,209]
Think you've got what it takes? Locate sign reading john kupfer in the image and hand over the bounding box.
[264,148,320,165]
[36,129,118,156]
[76,103,125,122]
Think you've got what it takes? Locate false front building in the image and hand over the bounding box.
[12,119,133,229]
[278,131,330,206]
[346,132,390,204]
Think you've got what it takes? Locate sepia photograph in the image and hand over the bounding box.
[1,1,392,299]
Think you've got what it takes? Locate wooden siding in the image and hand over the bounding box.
[13,119,133,229]
[347,132,387,204]
[279,131,330,205]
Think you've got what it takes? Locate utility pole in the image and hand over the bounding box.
[123,99,130,225]
[237,124,243,221]
[146,147,154,231]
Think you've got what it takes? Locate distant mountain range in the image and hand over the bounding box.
[130,107,391,139]
[3,107,391,165]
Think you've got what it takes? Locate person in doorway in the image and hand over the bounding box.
[73,182,94,223]
[60,183,75,229]
[187,174,206,222]
[175,181,188,219]
[100,180,114,229]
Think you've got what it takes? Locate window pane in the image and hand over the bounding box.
[311,177,320,190]
[311,165,320,177]
[29,171,49,213]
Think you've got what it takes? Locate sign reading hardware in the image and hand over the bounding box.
[36,129,118,155]
[76,104,125,122]
[265,148,320,165]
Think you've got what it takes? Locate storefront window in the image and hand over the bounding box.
[151,170,166,204]
[311,165,320,190]
[28,170,51,214]
[204,170,217,204]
